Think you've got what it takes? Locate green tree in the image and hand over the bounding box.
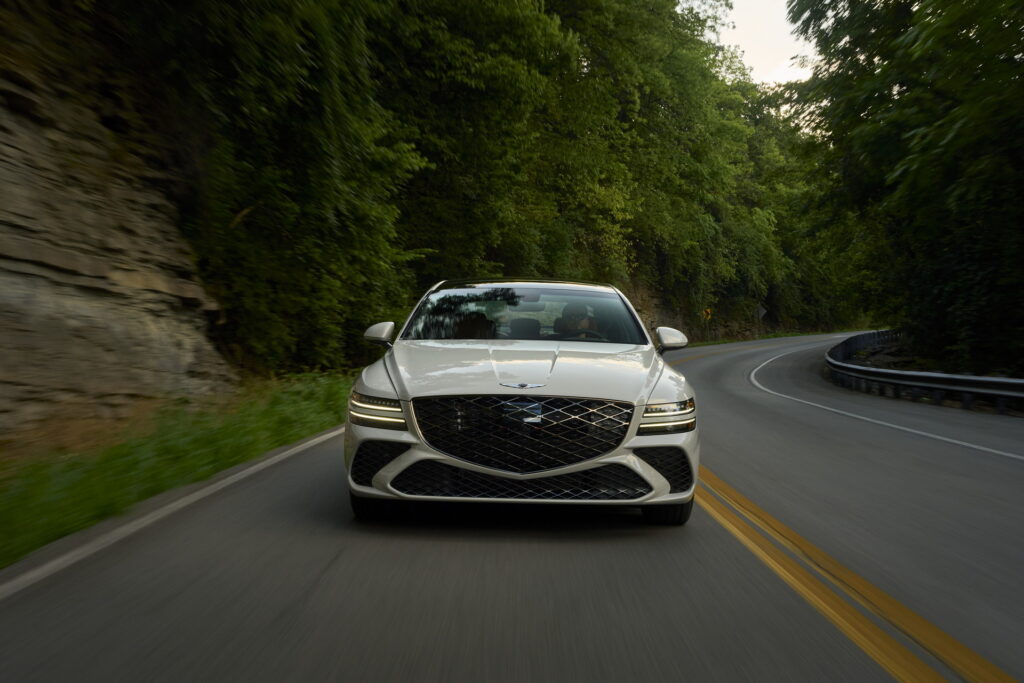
[789,0,1024,373]
[370,0,573,285]
[82,0,865,371]
[107,0,425,370]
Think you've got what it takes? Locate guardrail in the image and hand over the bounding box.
[825,331,1024,414]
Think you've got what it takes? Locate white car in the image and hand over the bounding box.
[344,279,699,525]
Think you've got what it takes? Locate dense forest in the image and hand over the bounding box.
[90,0,1019,375]
[789,0,1023,375]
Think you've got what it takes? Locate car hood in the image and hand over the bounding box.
[385,340,662,404]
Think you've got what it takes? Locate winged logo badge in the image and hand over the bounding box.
[499,382,546,389]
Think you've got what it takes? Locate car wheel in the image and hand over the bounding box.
[642,500,693,526]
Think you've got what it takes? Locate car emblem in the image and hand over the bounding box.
[499,382,546,389]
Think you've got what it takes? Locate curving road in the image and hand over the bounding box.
[1,334,1022,681]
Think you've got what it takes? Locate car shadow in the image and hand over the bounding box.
[313,485,677,542]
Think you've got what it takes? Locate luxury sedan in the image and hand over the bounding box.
[344,279,700,525]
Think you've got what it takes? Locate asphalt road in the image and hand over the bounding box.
[1,334,1022,681]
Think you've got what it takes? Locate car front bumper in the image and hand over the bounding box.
[344,410,700,506]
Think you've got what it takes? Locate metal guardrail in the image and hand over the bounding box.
[825,331,1024,413]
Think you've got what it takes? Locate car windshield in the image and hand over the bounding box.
[401,286,648,344]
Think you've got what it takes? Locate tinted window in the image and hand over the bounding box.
[402,287,648,344]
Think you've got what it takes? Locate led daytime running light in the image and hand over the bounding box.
[638,418,696,430]
[351,398,402,412]
[643,398,695,418]
[349,410,406,424]
[637,417,696,434]
[350,392,403,412]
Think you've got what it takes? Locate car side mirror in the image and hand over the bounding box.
[655,327,688,353]
[364,321,396,348]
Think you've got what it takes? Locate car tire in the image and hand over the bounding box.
[642,500,693,526]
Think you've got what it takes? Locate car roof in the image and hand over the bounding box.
[432,278,619,293]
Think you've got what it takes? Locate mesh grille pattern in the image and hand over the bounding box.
[391,461,651,500]
[633,447,693,492]
[413,395,634,473]
[351,441,410,486]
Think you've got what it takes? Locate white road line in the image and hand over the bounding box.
[0,426,347,603]
[749,349,1024,463]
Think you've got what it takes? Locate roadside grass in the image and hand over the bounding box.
[0,373,352,570]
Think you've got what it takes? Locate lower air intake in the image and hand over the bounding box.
[633,447,694,492]
[351,441,410,486]
[390,461,651,500]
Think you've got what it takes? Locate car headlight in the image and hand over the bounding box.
[349,391,407,430]
[638,398,695,434]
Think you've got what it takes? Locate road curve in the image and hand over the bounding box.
[1,334,1021,681]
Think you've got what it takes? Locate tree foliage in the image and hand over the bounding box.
[105,0,425,370]
[89,0,874,371]
[789,0,1024,374]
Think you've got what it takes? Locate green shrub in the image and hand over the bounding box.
[0,374,352,568]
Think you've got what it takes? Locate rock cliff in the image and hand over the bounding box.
[0,7,234,444]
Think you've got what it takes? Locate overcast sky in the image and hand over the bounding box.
[719,0,814,83]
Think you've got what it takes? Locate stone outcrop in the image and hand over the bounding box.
[0,8,234,442]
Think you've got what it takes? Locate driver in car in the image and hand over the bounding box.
[559,302,596,338]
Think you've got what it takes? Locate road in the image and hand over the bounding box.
[1,334,1022,681]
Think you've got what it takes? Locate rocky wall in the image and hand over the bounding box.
[0,7,234,442]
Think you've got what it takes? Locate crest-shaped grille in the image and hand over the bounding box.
[391,461,651,500]
[412,395,634,473]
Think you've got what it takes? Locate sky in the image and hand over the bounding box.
[719,0,815,83]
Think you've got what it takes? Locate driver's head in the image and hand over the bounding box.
[561,302,591,330]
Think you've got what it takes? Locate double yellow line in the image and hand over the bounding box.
[672,343,1012,680]
[699,470,1015,682]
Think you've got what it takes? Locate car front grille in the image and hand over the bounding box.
[350,441,411,486]
[633,447,694,492]
[390,460,652,500]
[412,395,634,473]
